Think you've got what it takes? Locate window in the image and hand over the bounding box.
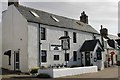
[30,11,39,17]
[51,15,59,22]
[41,27,46,40]
[73,51,77,61]
[73,32,77,43]
[65,53,69,61]
[54,55,59,60]
[96,51,102,60]
[64,31,68,36]
[41,50,47,62]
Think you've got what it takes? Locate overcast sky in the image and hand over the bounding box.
[1,0,119,35]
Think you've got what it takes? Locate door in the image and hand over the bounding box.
[14,51,20,71]
[85,52,90,66]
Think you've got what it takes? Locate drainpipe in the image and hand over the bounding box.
[38,23,41,67]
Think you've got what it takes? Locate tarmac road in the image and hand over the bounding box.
[1,66,119,80]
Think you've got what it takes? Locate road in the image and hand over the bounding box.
[1,66,119,80]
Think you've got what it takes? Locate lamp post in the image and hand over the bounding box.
[59,36,70,67]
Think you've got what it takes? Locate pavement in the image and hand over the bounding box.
[1,66,119,80]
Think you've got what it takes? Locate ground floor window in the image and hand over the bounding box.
[73,51,77,61]
[54,55,59,60]
[96,48,102,60]
[41,50,47,62]
[65,53,69,61]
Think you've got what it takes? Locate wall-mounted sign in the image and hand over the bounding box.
[50,44,62,51]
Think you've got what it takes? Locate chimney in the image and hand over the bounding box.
[8,0,19,7]
[80,11,88,24]
[100,25,108,38]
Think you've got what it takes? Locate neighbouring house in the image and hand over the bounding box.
[2,1,105,72]
[103,34,120,67]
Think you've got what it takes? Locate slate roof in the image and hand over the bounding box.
[15,5,98,34]
[107,39,115,49]
[80,39,103,52]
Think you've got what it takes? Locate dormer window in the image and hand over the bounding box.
[51,15,59,22]
[30,11,39,18]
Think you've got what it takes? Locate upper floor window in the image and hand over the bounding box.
[73,32,77,43]
[41,27,46,40]
[64,31,68,36]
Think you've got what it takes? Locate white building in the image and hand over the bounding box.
[103,34,120,66]
[2,1,105,72]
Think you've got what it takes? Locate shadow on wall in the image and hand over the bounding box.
[67,49,82,67]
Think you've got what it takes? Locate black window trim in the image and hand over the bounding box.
[54,55,59,61]
[73,51,77,61]
[73,32,77,43]
[41,27,46,40]
[41,50,47,62]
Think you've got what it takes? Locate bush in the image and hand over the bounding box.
[37,73,51,78]
[40,66,48,69]
[30,69,38,74]
[30,67,40,74]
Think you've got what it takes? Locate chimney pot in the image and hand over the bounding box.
[80,11,88,24]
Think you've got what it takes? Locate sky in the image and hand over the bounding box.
[1,0,119,35]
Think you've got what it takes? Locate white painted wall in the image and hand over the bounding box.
[28,23,95,68]
[28,22,39,69]
[2,5,28,72]
[38,66,98,78]
[93,42,105,70]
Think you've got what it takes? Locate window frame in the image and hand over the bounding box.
[41,27,46,40]
[96,50,102,60]
[41,50,47,62]
[64,31,68,36]
[73,32,77,43]
[54,55,59,61]
[73,51,77,61]
[65,53,69,61]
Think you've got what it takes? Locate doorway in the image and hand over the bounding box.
[85,52,90,66]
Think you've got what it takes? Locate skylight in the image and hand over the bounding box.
[30,11,39,18]
[76,22,83,26]
[51,15,59,22]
